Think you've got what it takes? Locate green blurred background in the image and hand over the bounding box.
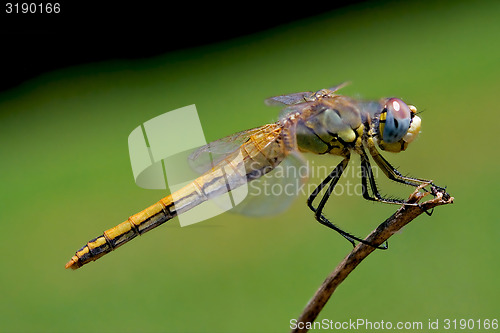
[1,0,499,332]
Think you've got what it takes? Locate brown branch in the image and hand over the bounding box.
[291,185,454,333]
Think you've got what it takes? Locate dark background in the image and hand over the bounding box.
[1,1,365,92]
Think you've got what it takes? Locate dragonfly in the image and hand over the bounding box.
[65,83,442,270]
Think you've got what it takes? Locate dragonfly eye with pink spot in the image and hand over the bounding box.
[381,98,412,143]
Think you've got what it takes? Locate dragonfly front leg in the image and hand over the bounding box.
[307,155,387,250]
[371,151,446,209]
[366,137,443,190]
[360,149,419,206]
[363,144,439,215]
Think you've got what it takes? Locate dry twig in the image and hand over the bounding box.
[291,185,454,333]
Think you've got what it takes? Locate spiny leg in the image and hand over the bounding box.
[307,155,387,249]
[366,137,441,189]
[359,149,419,206]
[308,157,359,246]
[365,142,437,215]
[372,151,431,187]
[306,156,349,211]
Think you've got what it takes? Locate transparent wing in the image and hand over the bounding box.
[189,121,307,216]
[188,126,266,174]
[188,125,280,174]
[265,82,350,107]
[264,91,312,106]
[327,81,350,93]
[230,150,308,216]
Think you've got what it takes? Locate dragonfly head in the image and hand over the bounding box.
[377,98,421,152]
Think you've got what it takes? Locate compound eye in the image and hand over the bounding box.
[382,98,412,143]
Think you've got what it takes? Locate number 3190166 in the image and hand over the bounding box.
[6,3,60,14]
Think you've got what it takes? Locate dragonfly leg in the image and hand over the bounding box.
[423,186,452,216]
[360,150,419,206]
[306,156,349,212]
[307,155,387,250]
[365,137,443,189]
[363,145,443,215]
[371,151,428,186]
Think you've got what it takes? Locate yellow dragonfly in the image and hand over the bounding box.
[66,83,441,270]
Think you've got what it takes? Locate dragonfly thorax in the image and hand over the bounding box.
[295,97,364,156]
